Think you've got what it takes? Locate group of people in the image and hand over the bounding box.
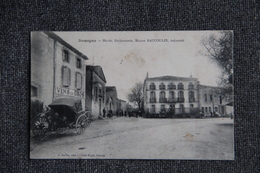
[102,108,142,118]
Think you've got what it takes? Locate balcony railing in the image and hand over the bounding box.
[168,98,177,103]
[150,98,157,103]
[159,98,167,103]
[167,85,176,90]
[189,98,195,102]
[177,97,185,103]
[149,85,156,90]
[159,85,165,90]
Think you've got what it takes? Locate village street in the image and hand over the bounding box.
[30,117,234,160]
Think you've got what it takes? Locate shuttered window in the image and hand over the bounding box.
[76,72,82,89]
[62,66,71,87]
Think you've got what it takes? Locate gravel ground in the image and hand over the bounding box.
[30,117,234,160]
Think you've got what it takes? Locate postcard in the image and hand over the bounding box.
[30,31,234,159]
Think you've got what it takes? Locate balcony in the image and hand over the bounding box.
[150,98,157,103]
[159,85,165,90]
[159,98,167,103]
[168,98,177,103]
[177,97,185,103]
[149,85,156,90]
[167,85,176,90]
[189,98,195,102]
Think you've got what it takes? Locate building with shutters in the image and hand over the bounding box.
[143,76,199,117]
[31,32,88,110]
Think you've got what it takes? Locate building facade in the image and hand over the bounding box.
[31,32,88,111]
[85,66,106,119]
[199,85,233,116]
[143,76,199,117]
[105,86,118,115]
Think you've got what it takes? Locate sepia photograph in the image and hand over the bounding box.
[30,31,234,160]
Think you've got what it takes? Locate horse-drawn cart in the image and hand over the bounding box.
[31,98,92,137]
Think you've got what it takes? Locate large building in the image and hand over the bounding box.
[85,65,107,119]
[199,85,233,116]
[143,76,199,117]
[31,32,88,111]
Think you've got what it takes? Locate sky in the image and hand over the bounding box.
[55,31,222,101]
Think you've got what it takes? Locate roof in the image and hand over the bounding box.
[146,75,198,82]
[43,32,88,60]
[106,86,117,92]
[86,65,107,83]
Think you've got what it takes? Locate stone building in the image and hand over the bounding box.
[31,32,88,110]
[105,86,118,115]
[143,76,199,117]
[85,65,106,119]
[199,85,233,116]
[117,99,127,115]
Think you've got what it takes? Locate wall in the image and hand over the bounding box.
[53,41,86,108]
[31,32,54,107]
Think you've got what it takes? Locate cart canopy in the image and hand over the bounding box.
[48,98,83,119]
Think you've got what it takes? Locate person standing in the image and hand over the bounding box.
[103,107,106,118]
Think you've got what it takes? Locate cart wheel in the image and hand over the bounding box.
[32,116,49,137]
[76,114,88,135]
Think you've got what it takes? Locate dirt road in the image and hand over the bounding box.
[30,117,234,160]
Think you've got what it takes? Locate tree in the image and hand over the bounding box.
[127,82,144,111]
[200,31,233,95]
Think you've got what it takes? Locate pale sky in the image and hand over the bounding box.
[55,31,222,101]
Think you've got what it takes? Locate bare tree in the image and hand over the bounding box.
[200,31,233,95]
[127,82,143,111]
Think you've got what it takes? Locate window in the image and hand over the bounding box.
[150,91,155,98]
[62,66,71,87]
[149,83,156,90]
[31,86,37,97]
[76,57,81,68]
[169,91,175,98]
[220,96,222,104]
[205,107,208,113]
[210,95,213,101]
[160,91,165,98]
[204,94,207,101]
[190,104,193,108]
[159,83,165,90]
[159,91,166,103]
[151,105,155,113]
[178,91,184,102]
[63,50,69,62]
[75,72,82,89]
[189,91,195,102]
[161,105,166,113]
[180,104,184,113]
[168,83,176,89]
[209,107,211,113]
[150,91,156,103]
[178,83,184,90]
[188,83,194,89]
[202,107,204,113]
